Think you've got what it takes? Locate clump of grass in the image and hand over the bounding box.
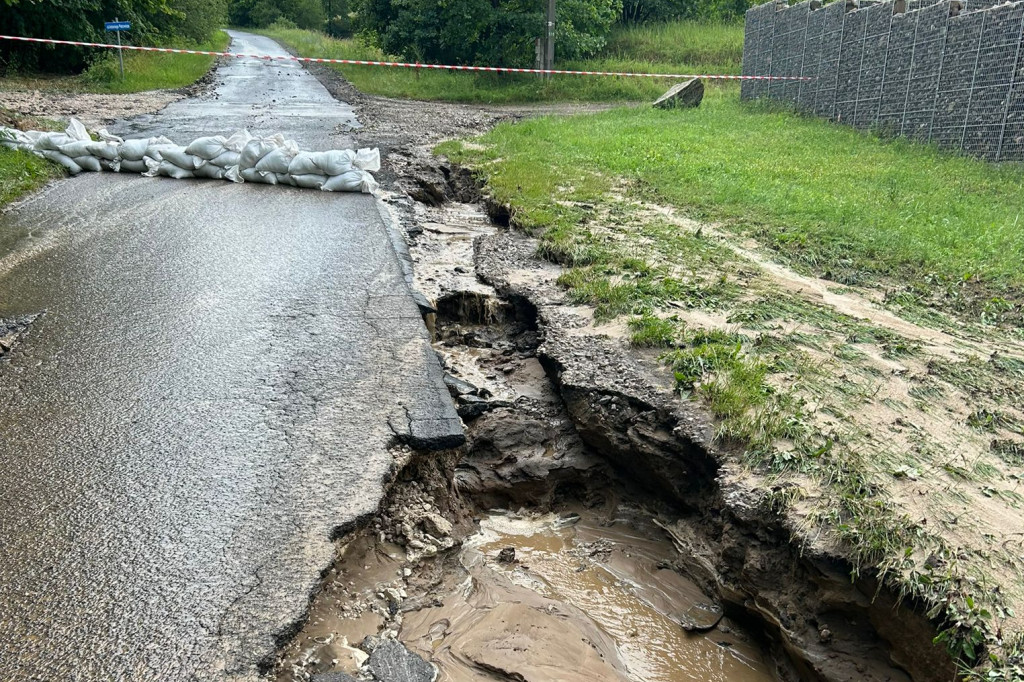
[628,313,679,347]
[0,146,64,207]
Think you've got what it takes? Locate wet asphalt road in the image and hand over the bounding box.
[0,31,461,680]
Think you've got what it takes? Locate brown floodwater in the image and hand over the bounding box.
[410,510,775,681]
[280,507,779,681]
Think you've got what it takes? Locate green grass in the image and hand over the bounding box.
[0,31,230,94]
[604,20,743,70]
[0,146,64,207]
[261,21,742,103]
[441,89,1024,675]
[79,30,230,93]
[440,92,1024,299]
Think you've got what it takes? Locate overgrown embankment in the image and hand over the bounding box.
[261,20,743,103]
[439,91,1024,678]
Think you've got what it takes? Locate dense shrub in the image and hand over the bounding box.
[228,0,327,30]
[621,0,752,23]
[355,0,620,67]
[0,0,227,73]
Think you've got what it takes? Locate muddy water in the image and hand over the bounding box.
[286,506,777,681]
[403,509,775,682]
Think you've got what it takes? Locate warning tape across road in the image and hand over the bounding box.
[0,34,812,81]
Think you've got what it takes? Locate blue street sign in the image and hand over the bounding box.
[105,21,131,31]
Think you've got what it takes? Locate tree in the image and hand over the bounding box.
[355,0,619,67]
[1,0,226,73]
[228,0,326,30]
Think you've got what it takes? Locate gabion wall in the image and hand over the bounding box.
[741,0,1024,162]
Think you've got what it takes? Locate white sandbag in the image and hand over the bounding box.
[34,133,73,152]
[315,149,357,175]
[291,173,328,189]
[99,158,121,173]
[72,155,103,173]
[322,170,364,193]
[87,141,120,161]
[156,160,194,179]
[194,164,226,180]
[119,138,151,161]
[209,151,241,168]
[223,129,252,152]
[39,150,82,175]
[0,127,37,149]
[286,151,324,176]
[96,128,123,145]
[57,140,97,158]
[185,136,227,160]
[65,118,90,142]
[120,136,174,161]
[224,165,243,183]
[255,147,297,174]
[119,159,150,174]
[323,170,378,194]
[239,137,282,170]
[275,173,296,186]
[240,167,277,184]
[353,148,381,172]
[160,147,203,171]
[142,143,181,163]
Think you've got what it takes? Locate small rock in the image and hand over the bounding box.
[497,547,516,564]
[420,513,453,537]
[819,626,833,644]
[367,638,435,682]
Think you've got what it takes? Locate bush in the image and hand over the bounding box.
[229,0,326,30]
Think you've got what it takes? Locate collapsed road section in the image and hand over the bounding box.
[269,154,953,681]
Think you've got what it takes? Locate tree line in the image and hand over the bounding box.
[1,0,749,75]
[1,0,227,72]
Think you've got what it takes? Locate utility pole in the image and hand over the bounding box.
[545,0,555,77]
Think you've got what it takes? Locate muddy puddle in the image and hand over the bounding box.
[279,503,776,682]
[422,509,774,682]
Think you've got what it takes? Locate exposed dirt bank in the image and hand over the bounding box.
[256,55,970,682]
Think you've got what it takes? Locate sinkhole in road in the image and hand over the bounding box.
[273,289,778,682]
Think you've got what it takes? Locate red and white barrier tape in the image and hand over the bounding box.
[0,34,812,81]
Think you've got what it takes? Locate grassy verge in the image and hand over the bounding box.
[0,111,65,207]
[440,92,1024,678]
[260,21,742,103]
[0,31,230,94]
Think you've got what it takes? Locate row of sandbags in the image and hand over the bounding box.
[0,118,380,193]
